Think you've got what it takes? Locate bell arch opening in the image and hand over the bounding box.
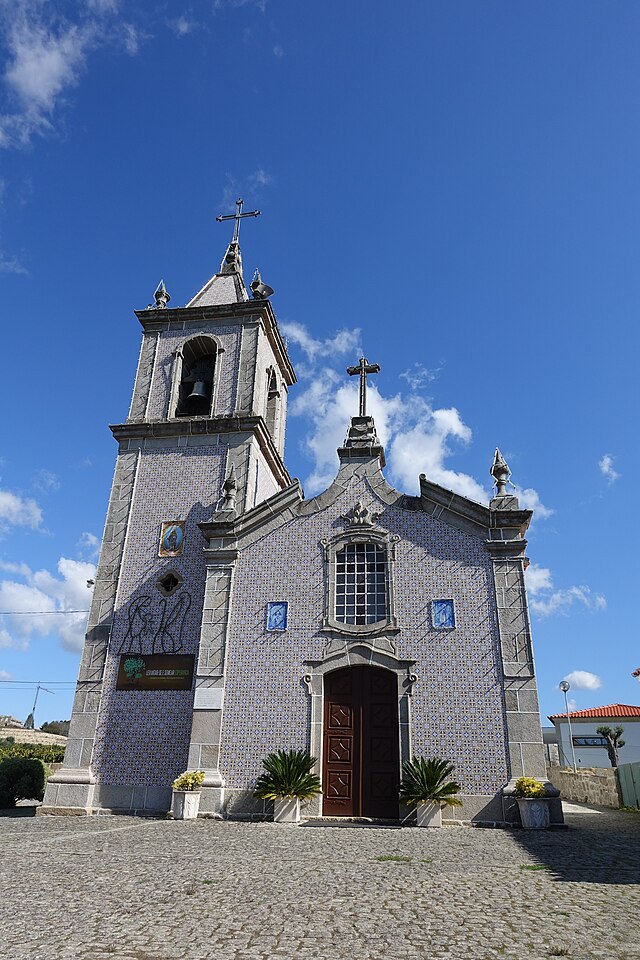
[174,336,218,418]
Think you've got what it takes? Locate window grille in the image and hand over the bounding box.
[335,543,387,625]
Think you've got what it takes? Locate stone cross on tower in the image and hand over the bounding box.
[347,357,381,417]
[216,198,261,244]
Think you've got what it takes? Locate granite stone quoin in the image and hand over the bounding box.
[41,227,561,825]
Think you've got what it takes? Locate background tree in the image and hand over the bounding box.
[40,720,70,737]
[596,725,625,768]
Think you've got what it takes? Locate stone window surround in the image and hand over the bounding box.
[167,334,225,420]
[321,526,400,638]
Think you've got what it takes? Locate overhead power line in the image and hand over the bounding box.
[0,680,76,685]
[0,610,89,616]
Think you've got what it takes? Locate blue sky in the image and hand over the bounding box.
[0,1,638,727]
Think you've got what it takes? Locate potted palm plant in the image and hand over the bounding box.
[171,770,205,820]
[513,776,550,830]
[254,749,322,823]
[399,757,462,827]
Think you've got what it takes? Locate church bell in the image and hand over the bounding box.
[187,380,210,403]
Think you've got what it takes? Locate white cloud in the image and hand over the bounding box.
[598,454,620,484]
[0,488,43,530]
[0,250,27,274]
[399,362,442,390]
[121,23,145,56]
[515,487,553,519]
[5,21,89,112]
[0,1,149,148]
[0,668,12,680]
[0,2,93,147]
[0,557,95,652]
[562,670,602,691]
[170,16,196,38]
[77,531,100,560]
[213,0,267,11]
[285,322,554,510]
[248,168,272,189]
[219,168,273,209]
[525,564,553,596]
[273,44,284,58]
[32,469,60,493]
[285,325,485,499]
[526,563,606,618]
[281,322,361,363]
[86,0,120,12]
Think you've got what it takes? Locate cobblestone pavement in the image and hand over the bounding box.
[1,807,638,960]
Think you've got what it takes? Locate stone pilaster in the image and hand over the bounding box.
[487,495,562,824]
[41,447,140,815]
[128,332,159,422]
[188,513,239,815]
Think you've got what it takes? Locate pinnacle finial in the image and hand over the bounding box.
[221,463,237,512]
[490,448,511,496]
[154,279,170,309]
[250,268,274,300]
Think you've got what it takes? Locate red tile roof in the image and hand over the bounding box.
[549,703,640,720]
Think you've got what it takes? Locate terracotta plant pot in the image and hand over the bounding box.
[273,796,300,823]
[416,801,442,828]
[517,798,550,830]
[172,790,201,820]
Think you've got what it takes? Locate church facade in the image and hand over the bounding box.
[43,216,561,824]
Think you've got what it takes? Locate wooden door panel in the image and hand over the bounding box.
[323,666,399,819]
[328,703,353,728]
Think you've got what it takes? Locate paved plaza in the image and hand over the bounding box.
[1,806,638,960]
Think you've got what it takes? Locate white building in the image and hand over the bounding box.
[549,704,640,768]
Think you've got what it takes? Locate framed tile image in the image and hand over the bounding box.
[266,601,288,632]
[158,521,185,558]
[432,598,455,630]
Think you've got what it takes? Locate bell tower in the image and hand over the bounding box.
[43,204,296,814]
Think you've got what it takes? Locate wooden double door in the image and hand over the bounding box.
[322,666,400,819]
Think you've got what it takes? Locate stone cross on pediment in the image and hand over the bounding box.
[347,357,380,417]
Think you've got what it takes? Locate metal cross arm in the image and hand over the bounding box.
[347,356,380,417]
[216,197,261,244]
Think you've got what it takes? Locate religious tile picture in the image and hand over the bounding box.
[43,208,561,826]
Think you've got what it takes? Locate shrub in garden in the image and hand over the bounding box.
[0,743,65,764]
[0,758,46,808]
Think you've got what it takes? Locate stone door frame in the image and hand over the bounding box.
[303,639,417,817]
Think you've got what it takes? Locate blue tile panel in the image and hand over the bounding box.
[221,476,507,796]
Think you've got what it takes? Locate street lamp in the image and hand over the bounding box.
[559,680,577,772]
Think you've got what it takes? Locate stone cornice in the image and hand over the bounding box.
[419,475,533,538]
[134,300,296,386]
[485,538,529,558]
[199,480,304,545]
[110,415,292,489]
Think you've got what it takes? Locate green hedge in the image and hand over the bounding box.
[0,758,46,808]
[0,743,65,764]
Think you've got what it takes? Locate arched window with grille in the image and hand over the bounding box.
[335,542,388,625]
[322,515,399,637]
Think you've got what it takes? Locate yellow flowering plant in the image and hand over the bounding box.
[513,776,546,799]
[172,770,205,792]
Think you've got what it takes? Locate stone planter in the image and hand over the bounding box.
[416,801,442,828]
[172,790,201,820]
[273,796,300,824]
[517,798,550,830]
